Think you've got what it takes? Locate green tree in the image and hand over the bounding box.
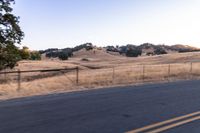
[0,43,21,70]
[58,52,68,60]
[0,0,24,70]
[126,48,142,57]
[154,48,167,55]
[30,51,41,60]
[19,46,30,59]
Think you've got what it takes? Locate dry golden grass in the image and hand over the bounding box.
[1,50,200,100]
[15,60,78,70]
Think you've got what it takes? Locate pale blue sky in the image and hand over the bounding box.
[14,0,200,50]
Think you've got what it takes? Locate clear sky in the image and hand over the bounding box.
[14,0,200,50]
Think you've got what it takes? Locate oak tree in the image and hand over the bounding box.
[0,0,24,70]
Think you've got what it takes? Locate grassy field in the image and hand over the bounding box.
[1,49,200,100]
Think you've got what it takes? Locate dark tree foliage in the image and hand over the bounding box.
[30,51,41,60]
[154,48,167,55]
[0,43,20,70]
[119,46,127,54]
[19,46,30,59]
[126,47,142,57]
[72,43,93,52]
[106,46,115,51]
[0,0,24,70]
[45,43,91,59]
[58,52,68,60]
[178,49,200,53]
[178,49,190,53]
[39,48,58,54]
[138,43,155,49]
[46,51,59,58]
[106,46,119,52]
[46,51,70,60]
[62,48,73,57]
[85,45,93,51]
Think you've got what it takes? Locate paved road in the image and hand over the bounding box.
[0,80,200,133]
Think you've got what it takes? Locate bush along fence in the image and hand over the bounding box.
[0,62,199,91]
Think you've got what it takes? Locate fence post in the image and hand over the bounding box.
[17,69,21,91]
[142,65,145,82]
[112,67,115,83]
[76,67,79,85]
[190,62,193,79]
[168,64,171,82]
[4,70,7,82]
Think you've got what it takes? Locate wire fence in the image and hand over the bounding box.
[0,62,200,92]
[0,67,79,91]
[78,62,200,87]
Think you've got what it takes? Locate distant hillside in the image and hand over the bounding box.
[39,43,93,60]
[106,43,200,57]
[170,44,199,52]
[72,48,122,61]
[137,43,199,53]
[39,43,200,60]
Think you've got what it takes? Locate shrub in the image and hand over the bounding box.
[30,52,41,60]
[19,47,30,60]
[154,48,167,55]
[58,52,68,60]
[126,48,142,57]
[0,44,21,70]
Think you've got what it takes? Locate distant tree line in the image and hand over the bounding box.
[19,46,41,60]
[105,43,200,57]
[40,42,200,61]
[43,43,93,60]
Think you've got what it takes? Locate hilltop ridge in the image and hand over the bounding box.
[39,43,200,60]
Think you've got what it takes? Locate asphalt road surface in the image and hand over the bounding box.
[0,80,200,133]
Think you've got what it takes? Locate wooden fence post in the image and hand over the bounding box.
[168,64,170,81]
[4,70,7,82]
[190,62,193,79]
[112,67,115,83]
[17,69,21,91]
[76,67,79,85]
[142,65,145,82]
